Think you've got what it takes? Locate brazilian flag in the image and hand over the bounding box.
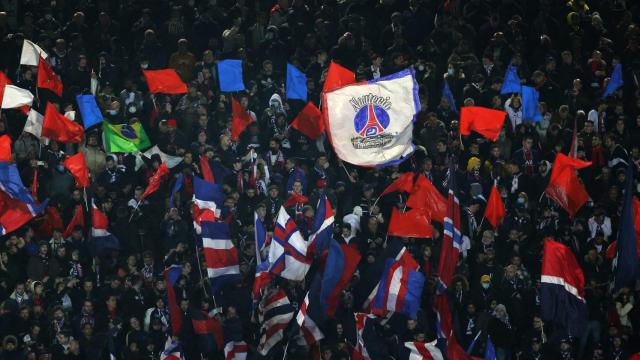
[103,122,151,153]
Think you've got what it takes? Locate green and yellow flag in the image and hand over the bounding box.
[103,122,151,153]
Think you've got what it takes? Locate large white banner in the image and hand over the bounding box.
[323,68,420,167]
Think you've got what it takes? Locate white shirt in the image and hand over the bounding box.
[587,109,606,133]
[588,216,612,241]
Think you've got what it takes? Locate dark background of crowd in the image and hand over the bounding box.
[1,0,640,359]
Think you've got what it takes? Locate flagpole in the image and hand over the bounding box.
[83,187,89,211]
[128,200,141,222]
[282,340,290,360]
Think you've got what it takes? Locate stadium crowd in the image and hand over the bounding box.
[1,0,640,359]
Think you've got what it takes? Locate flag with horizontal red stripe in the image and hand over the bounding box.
[257,288,295,355]
[200,221,241,293]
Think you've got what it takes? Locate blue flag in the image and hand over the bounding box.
[442,80,458,114]
[500,64,522,94]
[286,63,307,101]
[602,63,623,98]
[217,60,245,92]
[615,164,638,291]
[76,95,104,129]
[485,337,496,360]
[169,174,183,209]
[521,86,543,122]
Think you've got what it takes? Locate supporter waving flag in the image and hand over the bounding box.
[268,206,311,281]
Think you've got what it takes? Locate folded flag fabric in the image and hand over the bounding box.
[37,56,63,97]
[191,307,224,353]
[500,64,522,94]
[283,192,309,208]
[224,341,248,360]
[23,109,45,139]
[307,194,334,257]
[437,160,463,289]
[76,95,104,129]
[321,240,361,317]
[614,165,638,291]
[544,153,591,217]
[41,103,84,143]
[286,63,308,101]
[460,106,506,141]
[381,172,415,197]
[200,154,215,183]
[1,85,34,109]
[231,97,253,141]
[483,184,505,228]
[192,176,224,233]
[323,68,419,167]
[405,174,447,223]
[521,86,543,122]
[540,238,587,337]
[291,102,324,139]
[257,288,295,355]
[387,207,433,238]
[353,313,376,360]
[143,69,188,94]
[268,206,311,281]
[103,121,151,153]
[323,61,356,93]
[141,163,169,199]
[0,134,11,162]
[20,39,48,66]
[63,205,84,238]
[217,60,245,92]
[164,265,184,337]
[90,203,120,256]
[442,80,458,114]
[160,336,184,360]
[403,340,444,360]
[295,275,325,346]
[0,183,47,236]
[603,63,623,98]
[201,221,241,293]
[63,152,90,188]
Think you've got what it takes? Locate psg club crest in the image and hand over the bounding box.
[350,93,395,149]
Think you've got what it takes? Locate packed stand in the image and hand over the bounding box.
[0,0,640,359]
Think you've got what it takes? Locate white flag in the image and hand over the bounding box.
[20,40,48,66]
[322,69,419,167]
[1,85,34,109]
[24,109,43,138]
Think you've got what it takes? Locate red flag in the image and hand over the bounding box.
[63,152,90,188]
[0,71,10,106]
[31,167,38,199]
[387,207,433,238]
[231,96,253,141]
[459,106,506,141]
[0,191,38,235]
[545,153,591,217]
[447,336,472,360]
[199,154,215,183]
[143,69,188,94]
[380,172,415,197]
[0,134,11,162]
[406,174,447,223]
[63,205,84,238]
[142,163,169,199]
[41,103,84,143]
[34,205,64,238]
[484,184,505,228]
[291,102,324,139]
[283,192,309,208]
[37,56,63,97]
[322,62,356,93]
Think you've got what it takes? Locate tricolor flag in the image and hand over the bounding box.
[403,340,444,360]
[295,276,325,346]
[192,176,224,233]
[191,307,224,353]
[323,68,420,167]
[307,194,334,257]
[257,288,295,355]
[0,162,48,235]
[353,313,376,360]
[540,238,587,338]
[268,207,311,281]
[437,160,463,290]
[201,221,241,293]
[614,164,639,290]
[371,247,425,319]
[224,341,248,360]
[90,203,120,256]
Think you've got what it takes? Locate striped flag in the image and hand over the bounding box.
[192,176,224,233]
[257,288,295,355]
[160,337,184,360]
[437,159,463,290]
[404,340,443,360]
[307,194,334,257]
[295,275,325,346]
[268,207,311,281]
[224,341,248,360]
[353,313,375,360]
[164,265,183,336]
[201,221,241,293]
[253,212,272,298]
